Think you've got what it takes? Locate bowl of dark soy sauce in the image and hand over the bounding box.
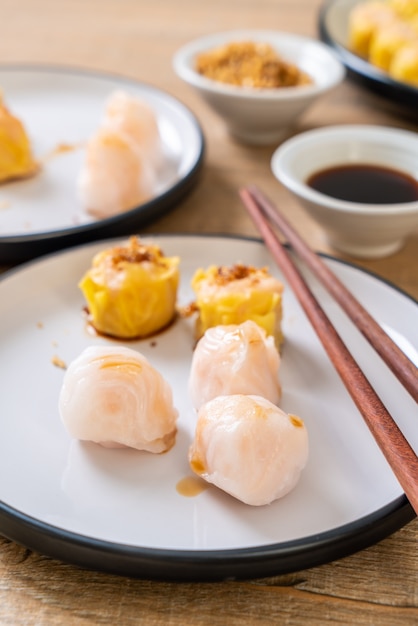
[271,125,418,258]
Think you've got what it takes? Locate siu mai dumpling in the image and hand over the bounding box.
[189,394,308,506]
[388,0,418,21]
[188,320,281,410]
[79,237,180,339]
[59,345,178,453]
[0,96,38,183]
[389,40,418,84]
[348,1,397,57]
[191,263,284,348]
[369,19,416,70]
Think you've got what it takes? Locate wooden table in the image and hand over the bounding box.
[1,1,417,624]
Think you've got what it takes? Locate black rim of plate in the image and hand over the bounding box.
[318,0,418,109]
[0,65,205,265]
[0,497,414,582]
[0,234,416,582]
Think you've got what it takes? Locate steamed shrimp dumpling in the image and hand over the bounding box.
[188,320,281,410]
[78,128,155,219]
[102,90,163,169]
[189,394,309,506]
[59,346,178,453]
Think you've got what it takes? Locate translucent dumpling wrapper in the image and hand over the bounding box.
[79,237,180,339]
[59,345,178,453]
[102,90,163,170]
[190,263,284,348]
[188,320,282,410]
[0,96,38,183]
[189,394,308,506]
[78,90,164,218]
[78,128,155,219]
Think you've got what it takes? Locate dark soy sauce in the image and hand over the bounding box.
[306,163,418,204]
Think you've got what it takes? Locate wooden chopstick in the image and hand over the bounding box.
[240,186,418,516]
[245,184,418,404]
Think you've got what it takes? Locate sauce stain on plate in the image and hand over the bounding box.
[42,142,84,163]
[176,475,209,497]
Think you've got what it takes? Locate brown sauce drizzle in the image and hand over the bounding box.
[176,475,209,497]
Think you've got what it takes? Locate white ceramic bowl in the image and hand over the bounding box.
[271,125,418,258]
[173,30,345,145]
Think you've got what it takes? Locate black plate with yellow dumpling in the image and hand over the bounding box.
[319,0,418,109]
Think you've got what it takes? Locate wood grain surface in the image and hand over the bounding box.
[0,1,417,624]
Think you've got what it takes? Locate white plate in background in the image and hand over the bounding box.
[0,67,204,263]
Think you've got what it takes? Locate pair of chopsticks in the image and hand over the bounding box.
[240,184,418,516]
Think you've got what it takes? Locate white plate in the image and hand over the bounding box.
[0,235,416,581]
[0,66,204,263]
[318,0,418,110]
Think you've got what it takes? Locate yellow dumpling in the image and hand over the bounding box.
[348,0,418,86]
[79,237,180,339]
[369,20,416,70]
[348,1,397,58]
[389,40,418,83]
[190,264,284,348]
[388,0,418,21]
[0,96,38,183]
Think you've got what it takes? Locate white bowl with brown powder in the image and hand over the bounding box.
[173,29,345,145]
